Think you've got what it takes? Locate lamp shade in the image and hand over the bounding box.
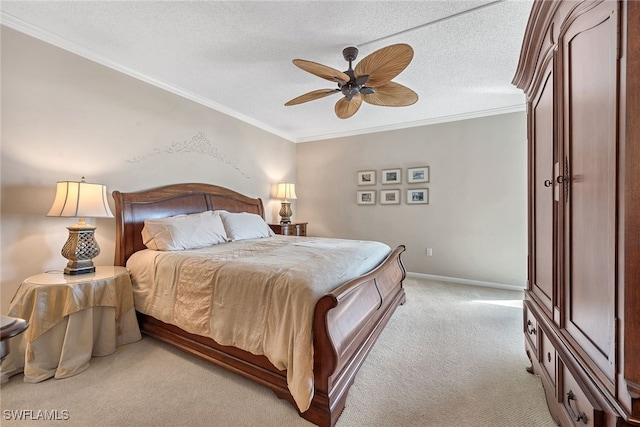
[47,180,114,219]
[276,183,297,201]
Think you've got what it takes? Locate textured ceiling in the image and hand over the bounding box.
[0,1,532,142]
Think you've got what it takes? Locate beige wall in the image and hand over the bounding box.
[1,27,296,313]
[296,112,527,287]
[1,26,527,314]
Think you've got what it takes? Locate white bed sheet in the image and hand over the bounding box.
[126,235,391,412]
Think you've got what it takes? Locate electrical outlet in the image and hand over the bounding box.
[426,248,433,256]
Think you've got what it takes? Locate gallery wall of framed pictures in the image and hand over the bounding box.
[356,166,429,205]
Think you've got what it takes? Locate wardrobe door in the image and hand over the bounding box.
[529,57,556,316]
[560,1,618,387]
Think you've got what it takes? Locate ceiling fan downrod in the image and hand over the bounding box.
[339,46,372,101]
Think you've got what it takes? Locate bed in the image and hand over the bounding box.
[112,183,406,427]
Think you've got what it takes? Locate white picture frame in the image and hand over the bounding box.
[357,190,376,205]
[407,188,429,204]
[381,168,402,185]
[380,189,400,205]
[407,166,429,183]
[357,170,376,186]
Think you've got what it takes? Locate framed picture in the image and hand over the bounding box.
[407,188,429,204]
[407,166,430,183]
[357,170,376,186]
[380,189,400,205]
[381,168,402,184]
[357,190,376,205]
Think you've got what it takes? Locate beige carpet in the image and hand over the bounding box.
[1,278,557,427]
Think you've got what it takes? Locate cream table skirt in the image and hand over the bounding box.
[1,267,141,383]
[0,306,140,383]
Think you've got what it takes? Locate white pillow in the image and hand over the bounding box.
[216,210,275,241]
[141,211,228,251]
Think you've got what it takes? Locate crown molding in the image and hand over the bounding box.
[2,13,525,145]
[293,104,526,143]
[0,14,296,142]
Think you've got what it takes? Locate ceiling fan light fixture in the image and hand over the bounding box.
[341,85,360,100]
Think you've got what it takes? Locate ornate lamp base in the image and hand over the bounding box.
[61,223,100,275]
[64,260,96,275]
[279,201,292,224]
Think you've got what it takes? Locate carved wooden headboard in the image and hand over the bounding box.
[112,183,265,266]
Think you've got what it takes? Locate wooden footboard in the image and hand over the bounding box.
[310,244,406,426]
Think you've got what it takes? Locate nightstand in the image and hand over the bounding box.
[0,316,28,361]
[0,266,141,383]
[269,222,308,236]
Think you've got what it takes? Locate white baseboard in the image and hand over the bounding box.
[406,272,525,292]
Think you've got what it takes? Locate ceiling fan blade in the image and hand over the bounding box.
[335,94,362,119]
[292,59,350,83]
[354,43,414,87]
[362,82,419,107]
[285,89,340,106]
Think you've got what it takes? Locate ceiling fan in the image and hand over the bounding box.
[285,43,419,119]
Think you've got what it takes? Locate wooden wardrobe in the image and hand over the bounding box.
[512,1,639,426]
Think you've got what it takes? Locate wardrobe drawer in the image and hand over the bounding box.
[540,328,556,387]
[524,305,538,351]
[560,362,604,426]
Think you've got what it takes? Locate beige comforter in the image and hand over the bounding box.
[126,235,391,411]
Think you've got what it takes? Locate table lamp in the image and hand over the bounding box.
[47,178,114,275]
[276,182,297,224]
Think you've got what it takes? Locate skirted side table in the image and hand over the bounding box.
[1,266,141,383]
